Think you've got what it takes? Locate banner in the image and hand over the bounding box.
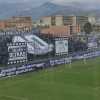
[1,49,100,78]
[0,62,46,77]
[50,58,71,66]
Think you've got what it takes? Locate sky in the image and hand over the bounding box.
[0,0,99,5]
[51,0,99,3]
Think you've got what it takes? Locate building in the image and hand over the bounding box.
[0,21,6,30]
[42,16,52,26]
[93,23,100,32]
[6,16,33,31]
[34,15,91,34]
[33,15,96,36]
[63,16,89,31]
[72,24,81,34]
[40,25,81,37]
[35,15,89,27]
[41,26,70,37]
[38,15,66,27]
[55,15,64,26]
[76,16,88,25]
[0,16,33,31]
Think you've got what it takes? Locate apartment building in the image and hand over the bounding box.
[76,16,88,24]
[7,16,33,31]
[36,15,90,27]
[0,21,6,30]
[41,26,70,37]
[63,16,76,25]
[41,16,52,26]
[0,16,33,31]
[40,25,81,37]
[93,23,100,32]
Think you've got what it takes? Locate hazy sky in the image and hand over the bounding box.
[52,0,99,3]
[0,0,99,4]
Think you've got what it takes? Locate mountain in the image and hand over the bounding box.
[18,2,86,19]
[0,2,100,20]
[19,2,100,19]
[0,2,34,19]
[18,2,64,19]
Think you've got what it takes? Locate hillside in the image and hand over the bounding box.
[0,2,100,19]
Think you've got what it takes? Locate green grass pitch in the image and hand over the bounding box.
[0,57,100,100]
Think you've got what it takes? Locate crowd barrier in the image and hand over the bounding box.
[72,50,100,60]
[0,57,71,78]
[0,50,100,78]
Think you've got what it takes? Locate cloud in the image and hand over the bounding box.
[51,0,100,4]
[51,0,82,5]
[51,0,67,4]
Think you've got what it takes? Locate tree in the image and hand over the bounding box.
[84,22,93,34]
[83,22,93,47]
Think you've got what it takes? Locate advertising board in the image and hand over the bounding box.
[50,57,71,66]
[55,38,68,56]
[0,57,71,78]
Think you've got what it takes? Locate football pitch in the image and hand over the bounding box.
[0,57,100,100]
